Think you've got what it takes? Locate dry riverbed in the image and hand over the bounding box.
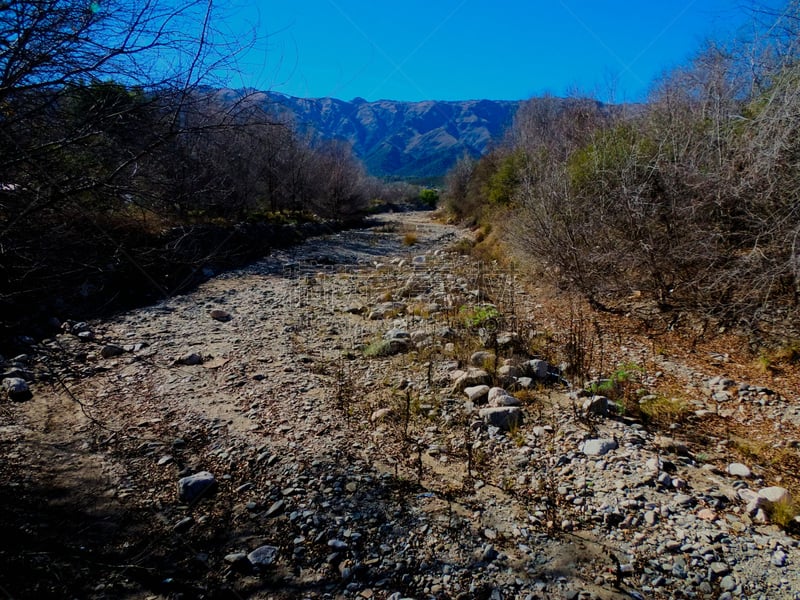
[1,212,799,600]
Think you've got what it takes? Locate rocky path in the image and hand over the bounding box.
[1,212,799,600]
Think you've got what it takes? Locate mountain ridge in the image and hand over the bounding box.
[226,90,522,180]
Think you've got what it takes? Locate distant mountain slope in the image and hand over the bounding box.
[231,91,521,179]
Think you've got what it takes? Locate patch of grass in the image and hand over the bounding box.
[639,395,690,427]
[730,435,771,463]
[459,304,501,328]
[406,302,432,318]
[769,498,799,529]
[448,237,475,255]
[363,339,393,358]
[403,231,419,246]
[771,339,800,364]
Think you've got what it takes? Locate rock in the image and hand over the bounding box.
[209,309,232,322]
[479,407,523,431]
[481,544,499,561]
[470,351,495,367]
[497,364,521,383]
[757,486,791,507]
[719,575,736,592]
[173,516,194,532]
[727,462,752,478]
[370,407,393,422]
[709,562,730,577]
[464,385,490,403]
[487,387,520,407]
[772,550,787,567]
[2,377,32,401]
[224,552,249,568]
[526,359,549,379]
[368,302,406,320]
[178,471,217,504]
[176,352,203,366]
[581,438,617,456]
[264,499,286,518]
[453,368,492,392]
[384,328,409,340]
[100,344,125,358]
[247,545,279,569]
[582,395,609,417]
[516,377,533,389]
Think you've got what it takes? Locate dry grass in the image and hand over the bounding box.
[403,231,419,246]
[638,395,691,427]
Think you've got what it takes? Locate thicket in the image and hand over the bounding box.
[0,1,418,341]
[444,3,800,339]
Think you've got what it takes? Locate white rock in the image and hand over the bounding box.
[757,486,791,508]
[464,385,490,403]
[581,438,618,456]
[727,462,752,478]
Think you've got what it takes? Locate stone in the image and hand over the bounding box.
[178,471,217,504]
[100,344,125,358]
[247,545,279,568]
[709,562,730,577]
[384,328,410,340]
[727,462,752,478]
[497,364,521,382]
[470,351,495,367]
[453,368,492,392]
[224,552,249,567]
[209,309,232,322]
[581,438,618,456]
[582,395,609,417]
[481,544,499,561]
[370,407,393,422]
[526,359,549,380]
[264,499,286,518]
[757,486,791,509]
[479,407,523,431]
[173,516,194,532]
[464,385,490,403]
[328,539,348,550]
[176,352,203,366]
[2,377,32,401]
[516,377,533,389]
[772,550,787,567]
[719,575,736,592]
[487,387,520,407]
[368,302,406,320]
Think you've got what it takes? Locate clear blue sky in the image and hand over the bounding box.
[218,1,782,103]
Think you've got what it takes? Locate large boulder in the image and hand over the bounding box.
[452,368,492,392]
[479,407,523,431]
[2,377,32,401]
[178,471,217,504]
[525,359,549,380]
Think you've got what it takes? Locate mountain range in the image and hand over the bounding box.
[230,90,521,180]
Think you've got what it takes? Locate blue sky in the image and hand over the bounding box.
[219,1,780,103]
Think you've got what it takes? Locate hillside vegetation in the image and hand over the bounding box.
[0,0,431,343]
[444,4,800,350]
